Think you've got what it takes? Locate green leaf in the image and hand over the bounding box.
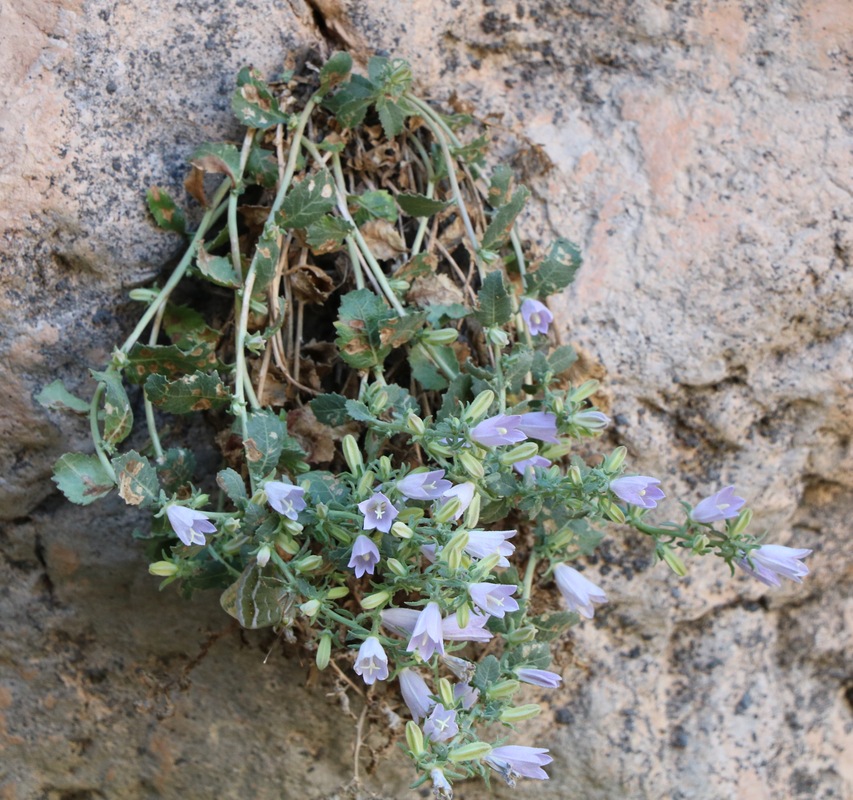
[319,52,353,93]
[424,303,469,326]
[243,410,286,481]
[91,370,133,449]
[528,238,582,298]
[344,399,375,423]
[52,453,114,505]
[278,170,336,230]
[549,345,577,375]
[197,248,241,288]
[506,642,552,670]
[146,186,186,234]
[157,448,196,494]
[529,611,575,642]
[277,433,308,473]
[375,96,405,138]
[474,271,512,328]
[501,347,534,393]
[306,215,353,255]
[481,186,530,252]
[217,468,248,505]
[231,67,290,130]
[473,654,502,691]
[162,305,220,350]
[301,470,352,506]
[487,164,513,208]
[322,74,376,129]
[396,193,449,218]
[409,346,449,391]
[437,373,472,421]
[333,289,394,370]
[190,142,242,186]
[221,563,295,629]
[113,450,160,508]
[144,371,230,413]
[450,134,488,167]
[126,342,218,385]
[310,394,350,427]
[245,145,279,188]
[36,380,90,414]
[350,190,398,225]
[381,311,427,349]
[253,225,281,293]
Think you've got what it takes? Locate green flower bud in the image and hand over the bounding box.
[315,633,332,671]
[472,552,502,578]
[191,494,210,509]
[109,348,129,369]
[325,523,351,544]
[360,590,390,610]
[455,602,470,630]
[463,492,481,528]
[487,327,509,347]
[445,529,470,554]
[506,625,536,644]
[438,677,455,708]
[342,434,363,475]
[602,498,626,524]
[128,288,160,304]
[465,389,495,423]
[498,441,540,466]
[500,703,542,723]
[356,469,376,498]
[326,586,349,600]
[275,533,299,555]
[487,680,520,700]
[405,720,425,756]
[447,741,492,762]
[603,445,627,473]
[148,560,178,577]
[282,519,303,535]
[444,546,462,571]
[256,545,272,568]
[293,554,324,573]
[691,534,711,555]
[388,278,410,294]
[659,544,688,577]
[433,497,461,524]
[553,395,564,413]
[371,389,389,413]
[378,456,393,481]
[422,328,459,345]
[387,558,407,577]
[728,507,753,536]
[221,516,241,535]
[426,441,454,459]
[406,412,426,435]
[568,379,600,402]
[391,521,414,539]
[568,464,583,486]
[550,527,575,550]
[300,599,321,617]
[459,451,485,481]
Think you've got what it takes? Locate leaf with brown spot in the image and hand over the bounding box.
[359,218,407,260]
[144,371,230,413]
[288,263,335,304]
[184,165,207,207]
[113,451,160,508]
[190,142,241,187]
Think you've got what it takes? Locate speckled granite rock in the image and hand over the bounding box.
[1,1,850,798]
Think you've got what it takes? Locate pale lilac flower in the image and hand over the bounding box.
[423,703,459,742]
[516,668,562,689]
[513,455,551,476]
[485,745,553,784]
[442,655,476,682]
[471,414,527,447]
[553,563,607,619]
[397,469,452,500]
[353,636,389,685]
[399,668,434,721]
[348,534,380,578]
[380,607,420,637]
[407,601,445,660]
[464,529,516,567]
[737,544,812,587]
[358,491,398,533]
[610,475,665,509]
[264,480,306,520]
[469,583,520,619]
[166,505,216,546]
[691,485,746,524]
[430,769,453,800]
[437,481,475,520]
[516,411,559,443]
[453,681,480,709]
[521,298,553,336]
[442,612,494,642]
[420,543,438,563]
[573,410,611,430]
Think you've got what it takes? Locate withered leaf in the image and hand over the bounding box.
[288,263,335,304]
[359,218,407,261]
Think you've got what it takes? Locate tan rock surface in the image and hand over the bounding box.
[1,1,850,798]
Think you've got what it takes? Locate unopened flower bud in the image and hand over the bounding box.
[603,445,628,473]
[148,560,178,577]
[128,288,160,303]
[500,703,542,723]
[498,441,540,466]
[388,278,410,294]
[220,517,241,535]
[325,523,351,544]
[110,349,130,369]
[326,586,349,600]
[472,552,502,578]
[282,519,303,535]
[568,464,583,486]
[438,677,455,708]
[459,451,485,481]
[387,558,407,577]
[300,599,321,617]
[659,544,688,577]
[342,434,363,475]
[315,633,332,671]
[275,533,299,555]
[191,494,210,509]
[553,396,564,413]
[405,720,425,756]
[602,498,626,524]
[371,389,389,413]
[728,507,753,536]
[293,554,324,573]
[444,546,463,571]
[422,328,459,345]
[426,441,453,458]
[378,455,393,481]
[434,497,461,524]
[445,530,470,554]
[356,469,376,498]
[487,680,520,700]
[360,590,390,610]
[245,333,265,354]
[455,602,470,630]
[256,545,271,567]
[506,625,536,644]
[447,741,492,762]
[550,528,575,550]
[406,412,426,435]
[487,327,509,347]
[691,534,711,555]
[314,502,329,520]
[464,391,495,425]
[463,492,481,528]
[391,521,414,539]
[568,379,600,402]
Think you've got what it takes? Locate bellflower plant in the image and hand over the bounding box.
[45,52,813,799]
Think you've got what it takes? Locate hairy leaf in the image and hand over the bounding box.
[527,238,582,298]
[144,371,230,413]
[396,193,449,218]
[322,74,376,129]
[350,190,398,225]
[231,67,290,130]
[113,450,160,508]
[310,394,349,427]
[157,448,196,494]
[190,142,242,186]
[319,52,353,93]
[126,342,217,384]
[216,467,248,505]
[481,186,530,252]
[52,453,114,505]
[243,410,286,481]
[197,247,241,288]
[146,186,186,234]
[306,215,353,255]
[278,170,336,230]
[473,654,501,691]
[474,271,512,328]
[91,369,133,449]
[36,380,90,414]
[253,225,281,292]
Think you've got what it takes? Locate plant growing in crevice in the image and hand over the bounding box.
[40,52,812,798]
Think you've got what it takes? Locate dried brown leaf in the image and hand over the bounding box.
[359,219,407,261]
[185,165,207,207]
[407,273,466,308]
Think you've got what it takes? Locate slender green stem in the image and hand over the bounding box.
[417,342,458,381]
[88,383,117,482]
[143,303,166,459]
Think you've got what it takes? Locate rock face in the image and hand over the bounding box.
[1,1,851,798]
